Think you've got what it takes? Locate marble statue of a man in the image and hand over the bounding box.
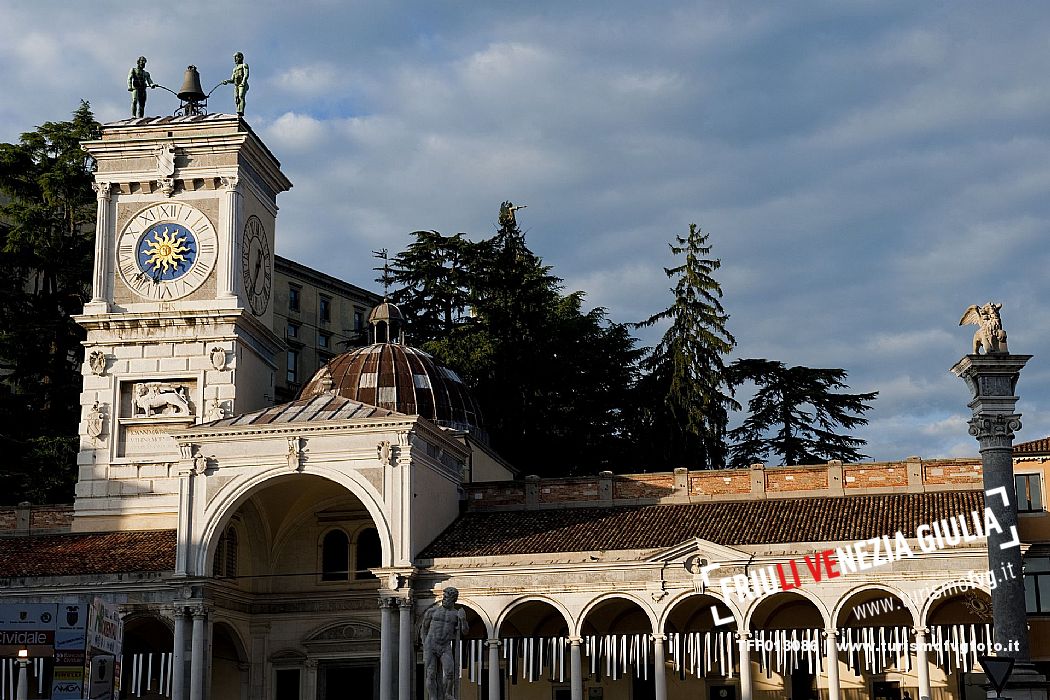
[420,587,468,700]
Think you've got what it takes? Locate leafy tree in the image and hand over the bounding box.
[727,359,878,468]
[631,224,736,469]
[0,101,101,504]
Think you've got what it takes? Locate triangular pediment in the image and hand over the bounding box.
[647,537,750,567]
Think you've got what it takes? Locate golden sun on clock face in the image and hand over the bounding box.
[117,202,218,301]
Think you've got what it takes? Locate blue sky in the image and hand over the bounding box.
[3,1,1050,462]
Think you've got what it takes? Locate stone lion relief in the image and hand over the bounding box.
[133,382,193,417]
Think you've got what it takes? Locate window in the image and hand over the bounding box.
[318,332,331,349]
[212,525,238,578]
[355,527,381,579]
[287,322,299,339]
[1025,557,1050,613]
[288,286,301,312]
[1016,473,1043,512]
[353,310,364,331]
[319,296,331,323]
[321,529,350,581]
[287,350,299,384]
[274,669,301,700]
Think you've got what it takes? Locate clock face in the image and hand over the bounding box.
[117,202,217,300]
[240,215,272,315]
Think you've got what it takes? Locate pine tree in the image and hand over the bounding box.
[727,359,878,468]
[0,102,101,504]
[633,224,736,468]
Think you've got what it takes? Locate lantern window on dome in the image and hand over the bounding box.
[413,374,431,389]
[359,373,378,388]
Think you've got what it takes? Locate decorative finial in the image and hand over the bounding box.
[959,302,1009,354]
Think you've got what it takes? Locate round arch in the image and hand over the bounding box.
[495,595,575,637]
[658,589,742,631]
[197,465,394,576]
[454,596,496,639]
[920,579,992,626]
[744,588,831,631]
[831,582,920,628]
[575,592,657,637]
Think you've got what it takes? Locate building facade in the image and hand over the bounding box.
[0,116,1047,700]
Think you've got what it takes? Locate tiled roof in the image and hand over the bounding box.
[205,393,405,428]
[0,530,175,577]
[1014,437,1050,455]
[421,491,985,558]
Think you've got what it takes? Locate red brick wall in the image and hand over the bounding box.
[466,484,525,507]
[689,472,750,496]
[765,467,829,492]
[614,475,674,499]
[0,505,74,532]
[844,464,908,489]
[539,479,599,503]
[923,460,983,485]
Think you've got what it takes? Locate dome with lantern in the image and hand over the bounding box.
[298,300,485,437]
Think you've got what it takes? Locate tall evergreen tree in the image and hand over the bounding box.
[632,224,736,468]
[0,102,101,504]
[385,204,641,475]
[386,230,474,344]
[727,359,878,468]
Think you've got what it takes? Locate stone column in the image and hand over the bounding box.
[913,628,931,700]
[951,353,1031,658]
[380,597,395,700]
[189,605,208,700]
[486,640,501,700]
[172,606,188,700]
[825,629,840,700]
[738,632,752,700]
[569,637,583,700]
[248,622,270,700]
[303,659,318,700]
[398,598,413,700]
[652,634,668,700]
[218,176,241,300]
[89,181,113,307]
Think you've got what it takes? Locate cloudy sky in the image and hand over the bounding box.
[3,1,1049,463]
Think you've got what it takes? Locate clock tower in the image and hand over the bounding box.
[74,115,291,531]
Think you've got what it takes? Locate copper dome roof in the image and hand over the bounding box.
[299,344,484,436]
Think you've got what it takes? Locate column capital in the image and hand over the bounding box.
[486,639,501,648]
[968,413,1022,448]
[912,626,929,636]
[824,628,839,638]
[304,659,319,670]
[737,630,752,641]
[567,636,583,646]
[651,633,666,642]
[190,604,209,620]
[379,596,397,610]
[220,175,240,191]
[397,597,413,609]
[93,181,113,202]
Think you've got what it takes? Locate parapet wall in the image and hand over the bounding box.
[464,457,984,511]
[0,504,74,534]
